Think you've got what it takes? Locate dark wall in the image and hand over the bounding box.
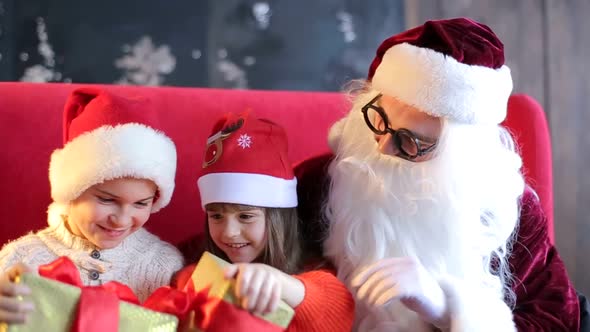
[0,0,405,91]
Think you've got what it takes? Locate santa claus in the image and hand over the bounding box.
[296,18,580,331]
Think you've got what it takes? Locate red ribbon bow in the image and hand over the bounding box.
[38,256,140,332]
[143,283,284,332]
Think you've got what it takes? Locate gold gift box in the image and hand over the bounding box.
[189,251,294,328]
[6,273,178,332]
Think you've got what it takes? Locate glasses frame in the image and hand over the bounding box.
[361,93,438,160]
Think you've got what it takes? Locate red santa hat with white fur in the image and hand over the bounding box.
[197,111,297,209]
[368,17,512,125]
[48,88,177,225]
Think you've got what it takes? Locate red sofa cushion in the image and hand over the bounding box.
[0,83,553,247]
[504,94,554,241]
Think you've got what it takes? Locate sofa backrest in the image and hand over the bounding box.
[0,82,553,247]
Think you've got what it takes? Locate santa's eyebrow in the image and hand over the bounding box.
[413,132,437,144]
[376,100,438,144]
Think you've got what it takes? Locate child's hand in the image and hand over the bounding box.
[224,263,282,315]
[0,263,34,324]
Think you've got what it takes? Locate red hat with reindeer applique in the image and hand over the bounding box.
[197,111,297,209]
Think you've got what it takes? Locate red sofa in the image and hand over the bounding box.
[0,82,554,248]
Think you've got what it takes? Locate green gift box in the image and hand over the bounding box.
[7,273,178,332]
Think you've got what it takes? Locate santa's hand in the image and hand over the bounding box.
[351,257,449,328]
[224,263,282,315]
[0,263,34,325]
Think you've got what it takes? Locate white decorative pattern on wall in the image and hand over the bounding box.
[114,36,176,86]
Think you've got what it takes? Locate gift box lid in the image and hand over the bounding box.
[190,251,295,328]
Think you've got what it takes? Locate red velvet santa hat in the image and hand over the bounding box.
[48,88,177,225]
[197,111,297,209]
[368,17,512,124]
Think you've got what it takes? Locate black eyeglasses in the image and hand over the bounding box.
[361,93,438,161]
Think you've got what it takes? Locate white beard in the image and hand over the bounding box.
[324,104,524,331]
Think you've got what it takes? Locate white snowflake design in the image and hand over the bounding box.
[114,36,176,86]
[237,134,252,149]
[217,58,248,89]
[20,17,67,83]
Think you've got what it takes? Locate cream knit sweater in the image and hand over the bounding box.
[0,221,184,302]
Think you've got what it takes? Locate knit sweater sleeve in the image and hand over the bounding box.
[287,269,355,332]
[129,230,185,302]
[0,241,26,273]
[149,240,185,287]
[0,233,49,273]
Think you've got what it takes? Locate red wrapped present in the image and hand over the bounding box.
[144,286,284,332]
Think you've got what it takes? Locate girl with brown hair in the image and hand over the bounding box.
[174,112,353,332]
